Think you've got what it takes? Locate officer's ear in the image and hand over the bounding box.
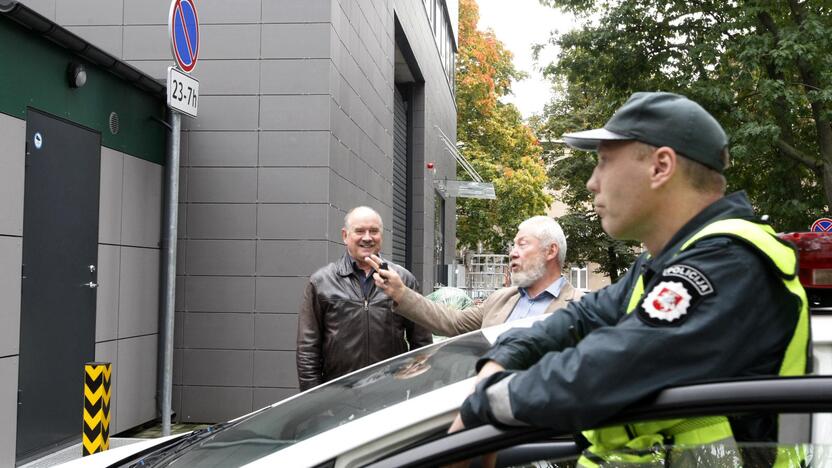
[649,146,677,189]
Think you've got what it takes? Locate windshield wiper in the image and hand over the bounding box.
[126,422,232,467]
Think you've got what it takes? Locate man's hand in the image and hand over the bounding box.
[446,360,506,434]
[366,254,406,302]
[445,414,496,468]
[443,361,504,468]
[448,413,466,434]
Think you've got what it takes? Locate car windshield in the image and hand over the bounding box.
[151,331,492,467]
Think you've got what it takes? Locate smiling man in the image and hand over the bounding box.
[296,206,432,391]
[369,216,583,337]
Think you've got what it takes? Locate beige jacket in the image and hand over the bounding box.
[394,280,584,337]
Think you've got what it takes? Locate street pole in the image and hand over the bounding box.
[159,110,181,436]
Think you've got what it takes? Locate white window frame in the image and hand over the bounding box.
[570,266,588,290]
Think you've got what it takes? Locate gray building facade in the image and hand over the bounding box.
[13,0,459,432]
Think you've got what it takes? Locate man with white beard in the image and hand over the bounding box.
[368,216,583,337]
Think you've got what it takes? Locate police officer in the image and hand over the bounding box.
[449,92,810,465]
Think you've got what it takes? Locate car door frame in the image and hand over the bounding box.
[366,376,832,468]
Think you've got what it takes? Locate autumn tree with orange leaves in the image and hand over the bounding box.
[455,0,551,253]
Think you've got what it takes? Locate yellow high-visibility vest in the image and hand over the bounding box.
[580,219,809,467]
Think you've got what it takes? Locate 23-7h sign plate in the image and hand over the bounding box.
[166,66,199,117]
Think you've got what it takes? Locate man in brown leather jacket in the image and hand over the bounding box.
[369,216,583,337]
[296,206,433,391]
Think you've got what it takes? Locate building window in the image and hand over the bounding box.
[570,267,588,290]
[422,0,457,95]
[434,0,441,40]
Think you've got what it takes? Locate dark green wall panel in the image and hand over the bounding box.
[0,17,166,165]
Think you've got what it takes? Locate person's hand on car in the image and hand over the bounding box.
[443,361,506,467]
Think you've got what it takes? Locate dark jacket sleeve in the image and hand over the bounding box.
[296,280,324,391]
[401,271,433,349]
[463,240,799,431]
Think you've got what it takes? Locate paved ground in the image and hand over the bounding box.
[20,423,206,467]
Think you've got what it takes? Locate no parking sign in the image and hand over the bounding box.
[169,0,199,72]
[167,0,199,117]
[811,218,832,233]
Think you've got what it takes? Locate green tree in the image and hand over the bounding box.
[534,0,832,277]
[455,0,552,253]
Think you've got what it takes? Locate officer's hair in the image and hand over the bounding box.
[344,206,383,231]
[636,144,727,195]
[676,154,727,195]
[517,216,567,268]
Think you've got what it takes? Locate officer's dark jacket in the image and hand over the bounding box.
[461,192,802,441]
[297,253,433,391]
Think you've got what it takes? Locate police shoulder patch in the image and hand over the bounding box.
[637,264,715,327]
[661,264,714,295]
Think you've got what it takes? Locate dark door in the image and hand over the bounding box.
[392,86,411,269]
[17,109,100,461]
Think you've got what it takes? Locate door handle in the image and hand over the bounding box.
[84,282,98,289]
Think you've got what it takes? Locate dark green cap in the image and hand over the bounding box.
[562,92,729,172]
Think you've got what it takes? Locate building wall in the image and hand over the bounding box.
[28,0,459,424]
[95,147,163,435]
[0,112,24,468]
[0,9,165,462]
[394,0,458,288]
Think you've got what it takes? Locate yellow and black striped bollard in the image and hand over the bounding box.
[83,362,112,456]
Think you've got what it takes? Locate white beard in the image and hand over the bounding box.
[510,254,547,288]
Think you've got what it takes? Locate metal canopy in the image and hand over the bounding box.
[435,180,496,200]
[434,126,496,200]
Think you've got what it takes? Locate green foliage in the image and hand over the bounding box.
[533,0,832,276]
[455,0,552,253]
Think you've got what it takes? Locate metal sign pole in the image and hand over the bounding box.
[161,0,197,437]
[159,110,181,437]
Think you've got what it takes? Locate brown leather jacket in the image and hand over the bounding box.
[296,253,433,391]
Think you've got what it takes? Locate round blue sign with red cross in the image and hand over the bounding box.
[811,218,832,232]
[169,0,199,73]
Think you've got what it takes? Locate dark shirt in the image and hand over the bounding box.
[350,256,375,298]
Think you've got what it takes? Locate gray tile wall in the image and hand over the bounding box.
[95,147,163,435]
[115,335,158,433]
[0,357,19,468]
[0,111,22,462]
[0,114,24,461]
[0,237,22,357]
[29,0,458,425]
[0,113,24,238]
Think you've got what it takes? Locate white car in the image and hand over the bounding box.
[63,313,832,468]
